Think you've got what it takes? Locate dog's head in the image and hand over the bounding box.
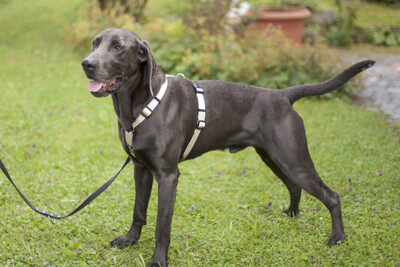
[82,28,156,97]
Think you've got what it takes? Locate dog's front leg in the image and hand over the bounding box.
[148,169,180,267]
[111,164,153,248]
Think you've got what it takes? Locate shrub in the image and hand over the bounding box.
[64,1,356,99]
[63,0,144,54]
[96,0,148,22]
[176,0,235,36]
[368,26,400,46]
[147,23,353,98]
[325,0,361,46]
[196,32,349,98]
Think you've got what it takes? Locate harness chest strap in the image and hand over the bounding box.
[182,82,205,160]
[124,76,206,161]
[124,77,169,148]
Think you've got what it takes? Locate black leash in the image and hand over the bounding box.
[0,156,131,223]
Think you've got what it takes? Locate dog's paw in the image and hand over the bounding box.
[327,234,346,246]
[282,208,299,217]
[110,235,138,249]
[147,258,168,267]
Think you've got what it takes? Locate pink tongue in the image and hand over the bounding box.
[88,80,104,92]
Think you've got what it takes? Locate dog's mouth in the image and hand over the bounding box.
[88,76,124,97]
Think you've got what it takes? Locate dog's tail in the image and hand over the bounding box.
[282,60,375,104]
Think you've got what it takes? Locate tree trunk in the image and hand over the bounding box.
[98,0,107,11]
[96,0,148,22]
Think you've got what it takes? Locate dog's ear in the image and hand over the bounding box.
[137,41,149,62]
[137,40,155,97]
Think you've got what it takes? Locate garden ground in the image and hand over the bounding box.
[340,47,400,124]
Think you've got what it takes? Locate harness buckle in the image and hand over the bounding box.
[196,120,206,130]
[195,87,204,94]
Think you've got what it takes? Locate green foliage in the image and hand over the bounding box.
[305,0,400,47]
[147,22,353,97]
[369,26,400,46]
[325,0,360,46]
[65,0,356,98]
[96,0,148,22]
[175,0,235,36]
[63,0,144,55]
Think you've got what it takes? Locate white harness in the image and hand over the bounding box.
[124,75,206,161]
[183,81,206,159]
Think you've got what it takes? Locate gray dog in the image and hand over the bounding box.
[81,28,374,266]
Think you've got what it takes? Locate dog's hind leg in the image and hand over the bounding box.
[258,111,345,245]
[111,164,154,249]
[255,147,302,217]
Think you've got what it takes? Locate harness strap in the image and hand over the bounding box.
[181,81,206,160]
[123,76,206,161]
[125,77,169,148]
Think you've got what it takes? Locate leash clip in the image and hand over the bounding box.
[48,215,56,225]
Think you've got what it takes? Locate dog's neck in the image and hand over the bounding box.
[112,66,166,131]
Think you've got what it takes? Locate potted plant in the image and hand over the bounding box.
[247,0,312,44]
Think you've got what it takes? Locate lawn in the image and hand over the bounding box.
[312,0,400,27]
[0,0,399,266]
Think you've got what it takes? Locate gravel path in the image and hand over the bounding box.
[336,48,400,125]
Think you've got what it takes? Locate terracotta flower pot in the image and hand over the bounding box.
[249,7,312,44]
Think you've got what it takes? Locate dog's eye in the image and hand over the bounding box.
[114,45,123,50]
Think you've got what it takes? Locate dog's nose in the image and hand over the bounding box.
[81,58,97,72]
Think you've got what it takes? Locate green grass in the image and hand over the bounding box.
[1,0,399,266]
[316,0,400,27]
[357,1,400,27]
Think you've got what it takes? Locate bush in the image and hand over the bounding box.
[63,0,144,55]
[143,21,352,98]
[368,26,400,46]
[175,0,234,36]
[306,0,400,47]
[64,1,356,99]
[325,0,361,46]
[96,0,148,22]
